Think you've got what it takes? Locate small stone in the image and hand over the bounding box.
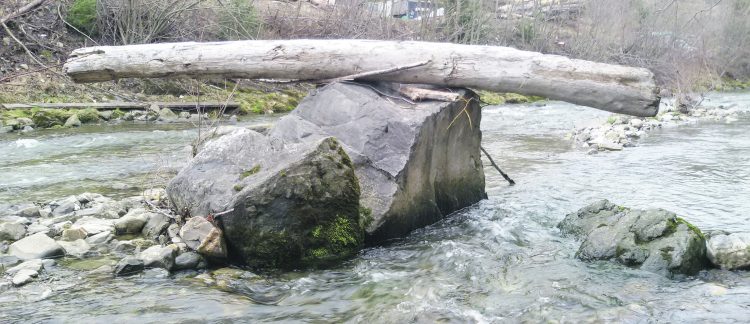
[0,255,21,269]
[51,196,81,216]
[12,268,37,286]
[114,209,150,234]
[629,119,644,128]
[141,213,170,239]
[86,231,113,245]
[6,259,43,275]
[0,222,27,241]
[707,233,750,270]
[139,245,177,270]
[158,108,178,121]
[25,223,49,235]
[179,216,227,259]
[58,239,91,258]
[64,114,82,127]
[9,233,64,260]
[19,64,29,70]
[20,126,34,133]
[142,188,166,202]
[61,227,88,241]
[174,251,202,270]
[114,257,144,276]
[178,111,190,119]
[71,217,114,235]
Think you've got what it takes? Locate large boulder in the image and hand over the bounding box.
[9,233,64,260]
[559,200,708,276]
[269,83,486,242]
[706,233,750,270]
[168,131,363,269]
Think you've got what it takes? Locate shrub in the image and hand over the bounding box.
[217,0,260,40]
[67,0,98,35]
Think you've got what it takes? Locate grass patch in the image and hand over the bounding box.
[240,164,261,179]
[477,90,546,105]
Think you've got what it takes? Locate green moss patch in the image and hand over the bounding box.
[240,165,261,179]
[477,90,546,105]
[236,89,305,114]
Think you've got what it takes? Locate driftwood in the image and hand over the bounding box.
[63,40,661,116]
[398,87,461,102]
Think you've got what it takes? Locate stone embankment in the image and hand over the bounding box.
[560,200,750,277]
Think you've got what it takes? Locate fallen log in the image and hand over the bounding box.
[63,40,660,116]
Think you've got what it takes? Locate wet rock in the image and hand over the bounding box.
[139,245,178,270]
[58,239,91,258]
[6,259,42,275]
[174,251,202,270]
[143,268,170,279]
[60,227,88,241]
[706,233,750,270]
[142,188,167,202]
[158,108,178,121]
[26,223,49,236]
[0,255,21,269]
[21,126,34,133]
[71,217,114,235]
[9,233,64,260]
[98,110,113,120]
[86,231,113,245]
[0,222,27,241]
[141,213,170,239]
[16,117,34,126]
[64,114,82,127]
[178,111,190,119]
[114,257,144,276]
[629,118,644,128]
[179,217,227,259]
[114,209,150,234]
[51,196,81,216]
[169,133,359,268]
[270,83,486,242]
[559,200,708,276]
[12,268,38,286]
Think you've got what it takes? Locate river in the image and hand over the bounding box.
[1,92,749,322]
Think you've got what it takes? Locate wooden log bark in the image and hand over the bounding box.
[63,40,660,116]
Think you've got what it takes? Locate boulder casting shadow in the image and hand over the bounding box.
[167,82,487,269]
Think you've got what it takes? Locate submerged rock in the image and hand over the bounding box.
[114,257,144,276]
[706,233,750,270]
[559,200,708,276]
[9,233,64,260]
[270,83,486,242]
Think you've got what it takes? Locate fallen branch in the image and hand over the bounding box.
[0,0,49,25]
[398,86,460,102]
[317,60,431,84]
[481,146,515,186]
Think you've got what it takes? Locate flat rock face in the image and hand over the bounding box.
[179,216,227,259]
[559,200,708,276]
[168,132,362,269]
[9,233,65,260]
[270,83,486,243]
[707,233,750,270]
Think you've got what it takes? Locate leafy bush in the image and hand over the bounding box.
[67,0,98,35]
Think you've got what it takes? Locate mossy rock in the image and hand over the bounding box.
[31,109,74,128]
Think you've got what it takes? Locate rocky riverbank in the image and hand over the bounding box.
[569,97,747,152]
[0,105,237,134]
[0,189,229,288]
[560,200,750,277]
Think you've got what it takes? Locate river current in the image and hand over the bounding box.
[1,92,749,322]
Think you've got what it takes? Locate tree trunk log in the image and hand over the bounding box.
[63,40,660,116]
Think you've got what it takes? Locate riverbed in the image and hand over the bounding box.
[1,92,749,322]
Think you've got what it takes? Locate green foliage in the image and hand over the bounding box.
[233,184,244,192]
[67,0,98,35]
[516,19,536,44]
[607,116,618,124]
[32,109,74,128]
[77,108,100,123]
[111,109,126,119]
[236,90,304,115]
[217,0,260,40]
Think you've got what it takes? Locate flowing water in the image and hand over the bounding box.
[1,92,750,322]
